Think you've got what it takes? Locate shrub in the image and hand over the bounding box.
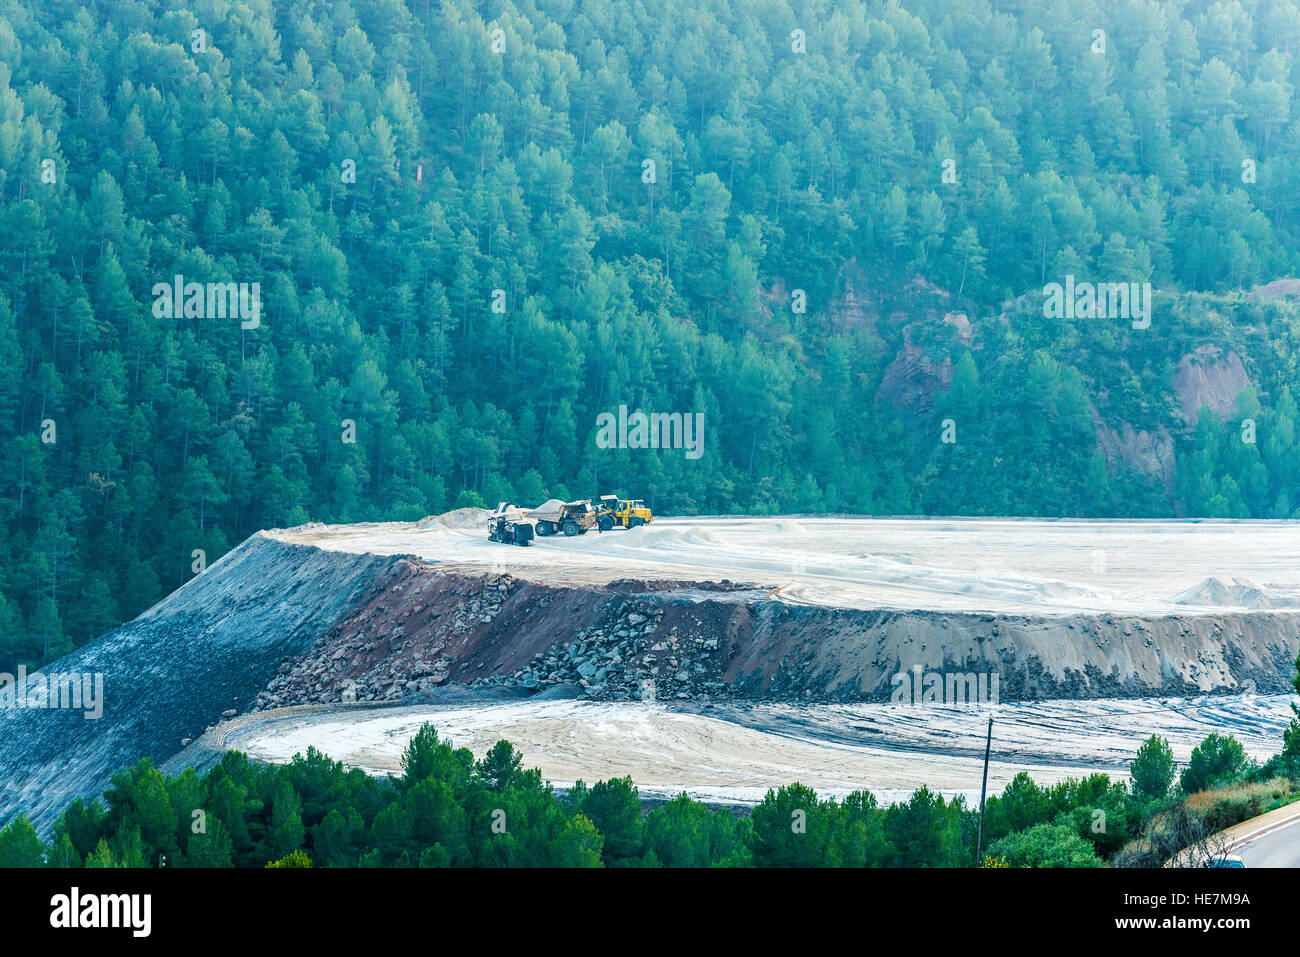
[1180,734,1250,794]
[988,822,1104,868]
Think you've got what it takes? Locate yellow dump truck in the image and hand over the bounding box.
[529,499,598,537]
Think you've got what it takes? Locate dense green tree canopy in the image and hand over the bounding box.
[5,0,1300,665]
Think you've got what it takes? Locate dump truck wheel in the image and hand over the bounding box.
[536,521,552,536]
[562,520,579,536]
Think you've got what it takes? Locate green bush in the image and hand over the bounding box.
[988,822,1105,868]
[1180,734,1250,795]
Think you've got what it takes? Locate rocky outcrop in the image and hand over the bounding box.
[1092,407,1176,487]
[1248,278,1300,300]
[943,311,973,344]
[1172,345,1251,425]
[877,340,954,414]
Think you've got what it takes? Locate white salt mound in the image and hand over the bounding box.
[1171,577,1267,608]
[623,526,687,547]
[529,498,567,520]
[415,507,489,530]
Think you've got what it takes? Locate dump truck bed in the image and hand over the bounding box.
[527,498,591,521]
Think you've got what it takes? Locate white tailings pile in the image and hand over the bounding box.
[216,693,1295,805]
[414,507,489,530]
[278,516,1300,617]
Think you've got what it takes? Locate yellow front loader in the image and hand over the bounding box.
[596,495,654,530]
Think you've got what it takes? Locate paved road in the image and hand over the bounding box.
[1237,815,1300,867]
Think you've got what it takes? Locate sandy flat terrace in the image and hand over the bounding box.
[221,693,1294,805]
[273,516,1300,617]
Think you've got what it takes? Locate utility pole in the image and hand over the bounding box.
[975,714,994,865]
